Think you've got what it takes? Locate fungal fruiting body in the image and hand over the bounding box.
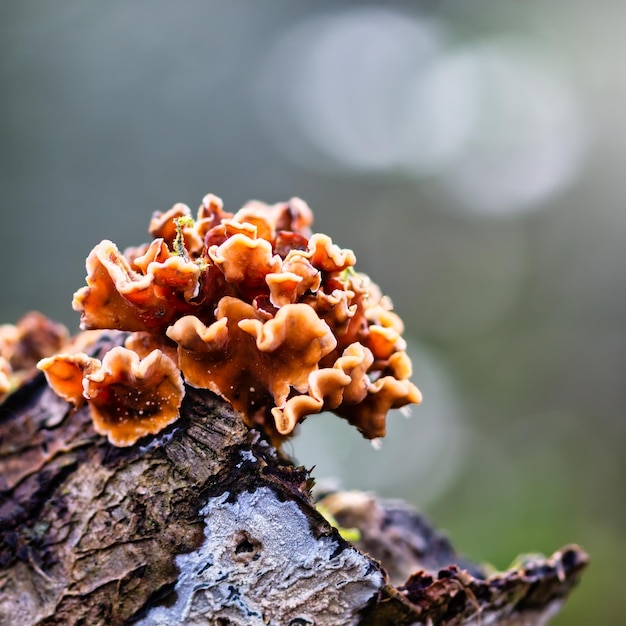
[38,194,421,446]
[0,311,69,402]
[38,348,184,447]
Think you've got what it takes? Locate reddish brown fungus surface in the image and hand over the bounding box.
[37,193,421,445]
[40,347,184,447]
[0,311,70,400]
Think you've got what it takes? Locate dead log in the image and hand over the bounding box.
[0,331,587,625]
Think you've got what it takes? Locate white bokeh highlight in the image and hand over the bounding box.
[255,8,588,216]
[430,39,589,216]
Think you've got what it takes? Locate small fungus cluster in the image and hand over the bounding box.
[38,194,421,446]
[0,311,69,402]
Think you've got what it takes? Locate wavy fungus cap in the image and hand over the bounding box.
[73,240,201,332]
[39,193,421,445]
[167,297,337,429]
[0,311,69,371]
[0,357,11,402]
[39,347,184,446]
[0,311,69,401]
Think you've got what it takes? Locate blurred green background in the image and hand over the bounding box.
[1,1,623,623]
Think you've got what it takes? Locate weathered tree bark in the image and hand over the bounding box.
[0,333,587,625]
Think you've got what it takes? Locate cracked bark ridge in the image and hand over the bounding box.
[0,332,587,625]
[325,492,588,626]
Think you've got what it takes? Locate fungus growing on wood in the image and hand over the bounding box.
[72,239,202,332]
[0,311,69,400]
[39,347,184,446]
[38,193,421,445]
[0,357,11,402]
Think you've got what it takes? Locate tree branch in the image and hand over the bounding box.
[0,333,587,625]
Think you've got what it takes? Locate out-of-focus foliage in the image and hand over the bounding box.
[1,2,623,623]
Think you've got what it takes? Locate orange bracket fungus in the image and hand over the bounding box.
[37,193,422,446]
[38,347,184,447]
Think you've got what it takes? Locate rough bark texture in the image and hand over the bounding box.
[0,333,587,625]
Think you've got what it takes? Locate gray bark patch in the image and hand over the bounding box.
[138,487,383,626]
